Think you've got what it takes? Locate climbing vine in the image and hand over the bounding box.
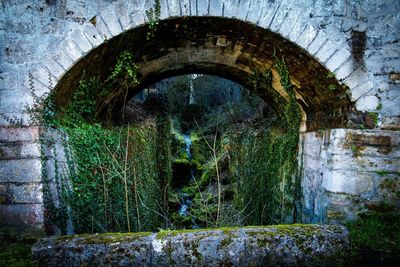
[227,59,302,225]
[27,49,174,234]
[146,0,161,40]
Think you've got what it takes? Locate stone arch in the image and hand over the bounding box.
[2,1,399,234]
[29,1,361,131]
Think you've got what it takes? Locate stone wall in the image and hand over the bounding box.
[0,0,399,233]
[301,129,400,223]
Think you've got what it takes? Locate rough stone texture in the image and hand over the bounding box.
[0,0,398,127]
[0,0,399,233]
[32,224,350,267]
[301,129,400,223]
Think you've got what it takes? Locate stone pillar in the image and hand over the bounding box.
[0,126,44,236]
[301,129,400,224]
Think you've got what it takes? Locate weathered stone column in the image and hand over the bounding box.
[301,129,400,224]
[0,126,44,235]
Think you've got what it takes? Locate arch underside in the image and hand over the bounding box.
[54,16,354,131]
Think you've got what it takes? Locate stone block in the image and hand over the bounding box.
[279,9,302,38]
[8,183,43,204]
[308,31,328,55]
[223,0,240,18]
[0,127,39,142]
[112,2,133,31]
[41,57,65,81]
[350,80,374,100]
[246,0,264,23]
[100,7,122,37]
[95,15,113,40]
[335,59,355,81]
[296,25,318,49]
[52,48,75,71]
[130,10,146,27]
[344,67,368,94]
[60,38,83,64]
[235,0,251,21]
[0,203,44,228]
[0,142,40,160]
[156,0,169,19]
[32,225,350,266]
[180,0,191,16]
[269,7,287,33]
[356,95,379,111]
[197,0,208,16]
[315,40,337,64]
[69,29,93,55]
[322,169,374,195]
[257,4,279,29]
[167,0,181,17]
[0,159,42,183]
[325,48,351,72]
[288,18,307,43]
[210,0,224,17]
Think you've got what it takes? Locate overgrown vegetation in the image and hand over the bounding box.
[347,212,400,265]
[27,50,173,234]
[156,60,302,228]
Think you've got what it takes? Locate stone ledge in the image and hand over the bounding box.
[32,224,349,267]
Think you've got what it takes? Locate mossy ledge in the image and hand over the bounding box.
[32,224,350,266]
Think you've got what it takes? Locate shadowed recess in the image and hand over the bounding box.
[53,16,354,131]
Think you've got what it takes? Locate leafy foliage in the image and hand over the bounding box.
[146,0,161,40]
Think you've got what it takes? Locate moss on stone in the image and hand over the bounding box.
[57,232,152,245]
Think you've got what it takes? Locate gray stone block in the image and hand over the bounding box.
[210,0,224,17]
[296,24,318,49]
[167,0,181,17]
[8,183,43,204]
[0,127,40,142]
[322,169,374,195]
[308,31,328,55]
[0,203,44,228]
[197,0,208,16]
[32,225,350,266]
[180,0,191,16]
[69,29,93,55]
[0,159,42,183]
[325,48,351,72]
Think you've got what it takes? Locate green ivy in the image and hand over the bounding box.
[146,0,161,41]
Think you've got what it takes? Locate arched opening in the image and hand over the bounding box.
[38,16,352,234]
[53,16,353,131]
